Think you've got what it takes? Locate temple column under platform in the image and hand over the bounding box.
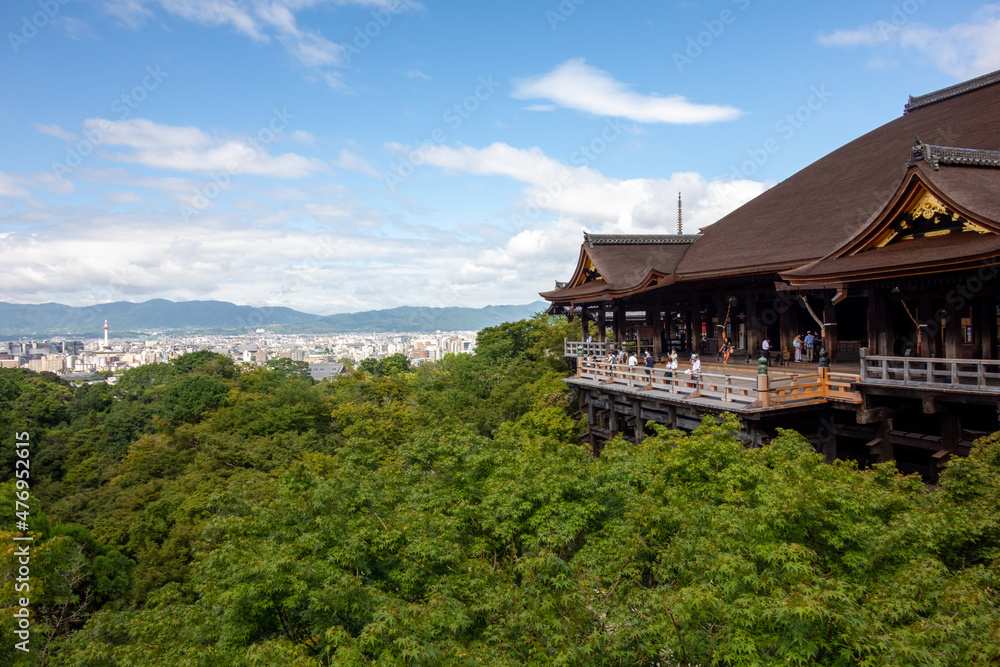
[632,399,645,444]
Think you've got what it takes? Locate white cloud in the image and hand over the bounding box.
[0,172,29,198]
[511,58,744,124]
[0,202,507,314]
[79,118,327,179]
[35,123,78,142]
[819,5,1000,79]
[399,141,767,297]
[332,149,381,178]
[100,0,423,86]
[413,142,765,232]
[55,16,100,41]
[818,24,896,47]
[290,130,316,145]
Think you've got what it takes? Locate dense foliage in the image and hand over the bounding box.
[2,313,999,665]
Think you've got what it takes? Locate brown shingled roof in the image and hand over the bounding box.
[781,159,1000,285]
[540,234,696,302]
[675,70,1000,279]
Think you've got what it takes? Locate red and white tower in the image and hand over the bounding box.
[103,319,109,349]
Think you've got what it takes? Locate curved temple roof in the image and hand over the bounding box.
[543,68,1000,304]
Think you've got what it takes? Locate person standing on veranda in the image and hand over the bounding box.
[643,349,655,383]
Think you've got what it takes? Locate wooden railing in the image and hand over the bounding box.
[564,339,613,357]
[860,355,1000,393]
[575,361,862,406]
[577,361,757,404]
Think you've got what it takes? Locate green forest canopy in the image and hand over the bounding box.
[1,314,999,666]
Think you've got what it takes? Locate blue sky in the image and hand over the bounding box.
[2,0,999,315]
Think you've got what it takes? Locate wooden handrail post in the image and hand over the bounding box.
[757,356,771,407]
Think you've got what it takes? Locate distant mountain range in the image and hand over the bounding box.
[0,299,549,338]
[271,303,550,334]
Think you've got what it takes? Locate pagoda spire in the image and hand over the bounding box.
[677,192,683,234]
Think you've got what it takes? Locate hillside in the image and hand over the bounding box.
[0,299,319,337]
[0,299,549,337]
[272,302,550,333]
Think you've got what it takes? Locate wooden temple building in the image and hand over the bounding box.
[541,69,1000,480]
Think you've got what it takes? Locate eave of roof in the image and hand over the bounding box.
[903,69,1000,113]
[674,68,1000,279]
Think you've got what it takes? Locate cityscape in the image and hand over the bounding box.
[0,320,477,380]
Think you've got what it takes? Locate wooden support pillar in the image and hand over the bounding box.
[876,418,893,463]
[982,294,998,360]
[581,307,590,341]
[944,306,961,359]
[597,307,607,343]
[633,399,644,444]
[941,407,961,455]
[714,294,728,356]
[651,303,663,358]
[867,290,890,356]
[823,296,838,363]
[779,294,796,363]
[690,297,702,355]
[971,296,996,359]
[608,401,619,433]
[821,431,837,463]
[613,305,626,344]
[919,297,934,357]
[745,289,760,358]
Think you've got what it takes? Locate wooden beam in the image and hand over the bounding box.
[856,406,894,424]
[922,394,944,414]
